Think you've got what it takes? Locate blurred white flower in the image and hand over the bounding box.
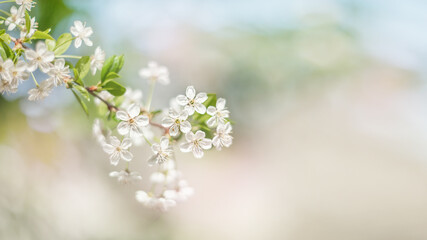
[8,60,29,87]
[139,61,170,85]
[180,130,212,158]
[27,80,52,101]
[163,180,194,202]
[25,41,54,73]
[5,6,23,31]
[102,136,133,166]
[116,104,149,137]
[161,110,191,136]
[47,59,70,86]
[212,122,233,150]
[148,136,173,166]
[70,20,93,48]
[135,191,176,212]
[92,118,106,145]
[0,59,13,82]
[90,46,105,75]
[20,16,37,38]
[16,0,35,11]
[206,98,230,127]
[0,80,17,94]
[121,88,143,108]
[109,170,142,184]
[176,86,208,115]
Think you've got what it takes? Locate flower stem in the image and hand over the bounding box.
[56,55,82,59]
[0,0,15,4]
[142,134,152,146]
[0,9,11,16]
[145,79,156,112]
[31,72,39,87]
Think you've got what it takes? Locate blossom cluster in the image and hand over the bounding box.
[0,0,234,211]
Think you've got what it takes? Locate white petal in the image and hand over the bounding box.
[169,124,179,136]
[117,121,130,135]
[180,121,191,133]
[120,150,133,161]
[192,146,204,158]
[194,103,206,114]
[216,98,226,110]
[109,136,121,146]
[180,142,193,152]
[74,38,82,48]
[102,143,115,154]
[110,152,120,165]
[176,95,188,106]
[116,111,129,121]
[128,104,141,118]
[121,138,132,149]
[135,115,149,126]
[206,106,216,116]
[160,137,169,150]
[135,191,149,203]
[199,139,212,150]
[195,130,205,140]
[186,86,196,99]
[162,117,174,128]
[195,92,208,103]
[185,131,195,142]
[206,116,216,127]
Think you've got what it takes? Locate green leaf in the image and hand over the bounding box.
[0,30,5,36]
[100,55,115,82]
[0,34,10,44]
[0,40,14,60]
[45,39,56,51]
[111,54,124,73]
[75,56,91,79]
[25,11,31,34]
[71,89,89,116]
[105,72,120,80]
[73,84,90,101]
[102,80,126,96]
[31,30,54,40]
[53,33,72,55]
[73,68,83,86]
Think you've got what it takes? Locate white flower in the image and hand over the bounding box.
[20,16,37,39]
[163,180,194,202]
[135,191,176,212]
[176,86,208,115]
[25,41,54,73]
[180,130,212,158]
[47,59,70,86]
[139,61,170,85]
[5,6,23,31]
[109,170,142,184]
[0,80,17,94]
[94,91,114,106]
[102,136,133,166]
[92,118,106,145]
[116,104,149,137]
[161,110,191,137]
[212,122,233,150]
[16,0,35,11]
[149,169,181,185]
[206,98,230,127]
[70,20,93,48]
[0,59,13,82]
[90,46,105,75]
[121,88,143,108]
[27,80,53,101]
[148,136,173,166]
[8,60,29,87]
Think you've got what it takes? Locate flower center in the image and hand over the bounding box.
[129,118,135,123]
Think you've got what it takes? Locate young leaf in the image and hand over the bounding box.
[53,33,72,55]
[73,84,90,101]
[75,56,91,79]
[105,72,120,80]
[73,68,83,86]
[0,40,14,60]
[31,30,54,40]
[71,89,89,116]
[25,11,31,33]
[100,55,115,82]
[102,80,126,96]
[0,30,5,35]
[45,39,56,51]
[111,55,124,73]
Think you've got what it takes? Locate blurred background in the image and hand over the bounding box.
[1,0,427,239]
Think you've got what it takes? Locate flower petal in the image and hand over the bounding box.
[116,110,129,121]
[216,98,226,110]
[186,86,196,99]
[176,95,188,106]
[194,103,206,114]
[199,139,212,150]
[195,130,205,140]
[117,121,130,135]
[195,92,208,103]
[128,104,141,118]
[180,121,191,133]
[206,106,216,116]
[192,146,204,158]
[120,150,133,161]
[102,143,115,154]
[121,138,132,149]
[180,142,193,152]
